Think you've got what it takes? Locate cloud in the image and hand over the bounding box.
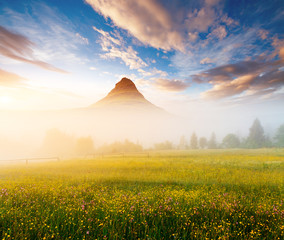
[271,36,284,60]
[138,67,168,78]
[86,0,245,59]
[188,32,199,42]
[86,0,184,51]
[200,57,214,64]
[208,26,227,40]
[172,28,265,75]
[0,69,27,87]
[185,6,216,33]
[205,0,221,6]
[185,0,232,37]
[1,3,91,68]
[193,58,284,100]
[201,74,255,99]
[153,78,190,92]
[0,25,68,73]
[258,29,269,40]
[76,33,89,45]
[93,26,147,69]
[280,47,284,60]
[221,15,238,27]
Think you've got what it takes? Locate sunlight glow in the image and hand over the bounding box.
[0,96,13,104]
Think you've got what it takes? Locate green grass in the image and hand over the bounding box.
[0,149,283,239]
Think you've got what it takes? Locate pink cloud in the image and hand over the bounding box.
[201,74,255,99]
[193,58,284,100]
[200,57,214,64]
[186,7,216,33]
[153,78,189,92]
[0,25,68,73]
[209,26,227,40]
[0,69,27,87]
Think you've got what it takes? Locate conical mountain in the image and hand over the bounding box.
[90,77,161,111]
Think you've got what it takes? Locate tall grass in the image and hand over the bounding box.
[0,149,283,239]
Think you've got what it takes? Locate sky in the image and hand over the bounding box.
[0,0,283,135]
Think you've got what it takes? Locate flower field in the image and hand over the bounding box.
[0,149,283,239]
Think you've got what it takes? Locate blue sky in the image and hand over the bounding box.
[0,0,283,131]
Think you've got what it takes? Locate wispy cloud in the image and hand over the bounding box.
[1,2,90,68]
[153,78,190,92]
[76,33,89,45]
[172,28,269,76]
[0,26,68,73]
[93,26,147,69]
[200,57,214,65]
[138,68,168,78]
[0,68,27,87]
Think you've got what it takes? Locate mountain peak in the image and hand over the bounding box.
[108,77,139,97]
[90,77,161,111]
[115,77,137,90]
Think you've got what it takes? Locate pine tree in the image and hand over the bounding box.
[246,118,265,148]
[222,134,240,148]
[274,124,284,147]
[199,137,207,149]
[208,132,217,149]
[179,135,187,149]
[190,133,198,149]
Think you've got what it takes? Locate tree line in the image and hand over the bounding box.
[40,119,284,157]
[176,119,284,150]
[40,129,142,157]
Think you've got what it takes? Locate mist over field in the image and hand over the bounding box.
[0,98,283,160]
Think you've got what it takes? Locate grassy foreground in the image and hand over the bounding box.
[0,149,283,239]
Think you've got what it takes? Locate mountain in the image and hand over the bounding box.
[90,77,163,112]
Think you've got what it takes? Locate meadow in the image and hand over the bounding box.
[0,149,283,239]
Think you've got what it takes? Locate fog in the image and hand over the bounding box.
[0,102,282,161]
[0,106,181,160]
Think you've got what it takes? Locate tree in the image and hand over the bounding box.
[246,118,265,148]
[190,133,198,149]
[222,133,240,148]
[41,128,75,156]
[98,139,143,154]
[154,140,173,150]
[123,139,143,152]
[274,124,284,147]
[199,137,207,149]
[208,132,217,149]
[75,136,94,155]
[178,135,187,149]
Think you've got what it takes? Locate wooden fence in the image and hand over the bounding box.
[0,157,60,165]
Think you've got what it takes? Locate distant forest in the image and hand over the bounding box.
[159,119,284,150]
[41,119,284,156]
